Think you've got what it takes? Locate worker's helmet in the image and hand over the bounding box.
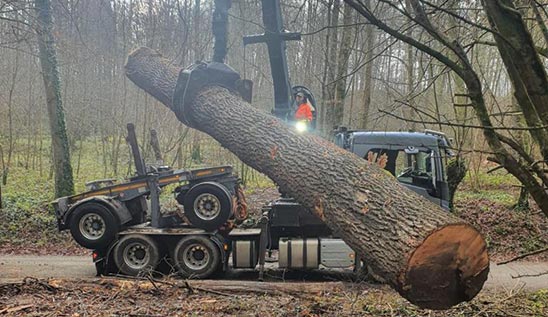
[295,92,307,103]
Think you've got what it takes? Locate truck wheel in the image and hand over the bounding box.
[172,235,221,279]
[69,202,119,249]
[114,234,161,276]
[183,183,232,230]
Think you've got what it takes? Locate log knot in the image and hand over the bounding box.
[313,197,326,221]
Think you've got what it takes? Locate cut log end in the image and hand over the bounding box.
[399,224,489,310]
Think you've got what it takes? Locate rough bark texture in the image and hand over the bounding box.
[125,47,489,310]
[35,0,74,198]
[447,157,467,211]
[333,2,353,127]
[482,0,548,159]
[149,129,164,165]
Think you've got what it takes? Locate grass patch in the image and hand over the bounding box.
[455,189,517,208]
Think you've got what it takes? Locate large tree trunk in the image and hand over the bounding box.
[360,2,375,129]
[482,0,548,161]
[35,0,74,198]
[332,2,353,127]
[125,47,489,310]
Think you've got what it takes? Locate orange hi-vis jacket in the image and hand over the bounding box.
[295,102,313,122]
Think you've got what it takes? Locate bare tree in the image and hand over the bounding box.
[344,0,548,217]
[35,0,74,197]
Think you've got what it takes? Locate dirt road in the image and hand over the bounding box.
[0,255,546,292]
[0,255,96,283]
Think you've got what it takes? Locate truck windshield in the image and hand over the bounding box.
[366,149,436,190]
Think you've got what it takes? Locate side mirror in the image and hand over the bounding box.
[404,146,419,154]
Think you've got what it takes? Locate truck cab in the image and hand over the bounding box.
[334,128,452,209]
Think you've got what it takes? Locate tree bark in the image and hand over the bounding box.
[35,0,74,198]
[321,0,341,133]
[482,0,548,160]
[149,129,164,165]
[332,2,353,127]
[125,47,489,310]
[360,3,375,129]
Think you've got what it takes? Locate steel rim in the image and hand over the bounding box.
[182,243,210,271]
[123,241,150,270]
[193,193,221,221]
[79,212,106,240]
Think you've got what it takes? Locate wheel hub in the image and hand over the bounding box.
[183,244,210,270]
[79,213,106,240]
[124,242,150,270]
[193,193,221,221]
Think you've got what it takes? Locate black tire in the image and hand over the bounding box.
[114,234,161,276]
[69,202,119,249]
[172,235,221,279]
[183,183,232,231]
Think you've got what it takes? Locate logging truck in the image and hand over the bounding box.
[52,113,452,279]
[51,124,361,278]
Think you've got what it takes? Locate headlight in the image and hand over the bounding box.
[295,121,308,133]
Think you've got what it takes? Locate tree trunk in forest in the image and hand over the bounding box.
[403,0,416,131]
[0,145,3,209]
[446,157,467,211]
[332,2,353,127]
[125,47,489,310]
[482,0,548,160]
[511,95,531,211]
[360,5,374,129]
[149,129,164,165]
[321,0,341,133]
[35,0,74,198]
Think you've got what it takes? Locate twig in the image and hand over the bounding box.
[106,275,234,297]
[145,275,161,293]
[379,109,548,131]
[497,246,548,265]
[511,270,548,279]
[487,165,504,174]
[472,284,524,317]
[0,304,33,314]
[183,280,195,295]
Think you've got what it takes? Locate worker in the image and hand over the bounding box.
[294,92,313,133]
[294,92,313,122]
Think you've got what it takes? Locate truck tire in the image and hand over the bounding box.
[69,202,119,249]
[114,234,161,276]
[183,182,232,230]
[172,235,221,279]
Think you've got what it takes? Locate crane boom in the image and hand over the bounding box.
[243,0,301,121]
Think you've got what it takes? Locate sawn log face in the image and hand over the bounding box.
[125,47,489,310]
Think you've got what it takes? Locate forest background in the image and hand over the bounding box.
[0,0,546,262]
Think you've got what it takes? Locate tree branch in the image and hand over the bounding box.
[497,246,548,265]
[343,0,466,78]
[378,109,548,131]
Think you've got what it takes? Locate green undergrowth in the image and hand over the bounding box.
[0,167,57,246]
[455,168,547,260]
[455,189,517,208]
[0,138,273,247]
[465,165,521,190]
